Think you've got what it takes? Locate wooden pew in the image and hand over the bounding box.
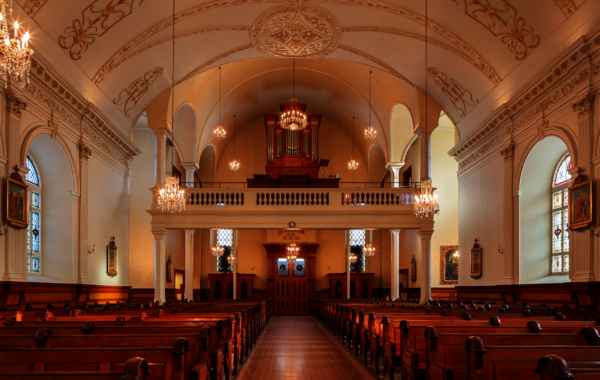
[535,355,600,380]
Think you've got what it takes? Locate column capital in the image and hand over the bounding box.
[148,124,172,138]
[181,162,199,171]
[417,229,434,239]
[413,123,437,138]
[79,142,92,162]
[389,229,401,235]
[5,90,26,118]
[152,228,169,239]
[572,93,595,120]
[385,162,405,171]
[500,141,515,163]
[184,229,195,236]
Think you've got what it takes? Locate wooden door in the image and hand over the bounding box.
[274,258,308,315]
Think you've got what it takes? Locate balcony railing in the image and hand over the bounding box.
[180,181,420,189]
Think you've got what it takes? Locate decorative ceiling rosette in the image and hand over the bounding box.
[250,6,342,58]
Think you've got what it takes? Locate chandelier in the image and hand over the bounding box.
[363,71,376,140]
[286,243,300,264]
[229,114,240,171]
[348,116,359,171]
[349,252,358,264]
[0,1,33,87]
[364,244,376,257]
[158,0,185,213]
[414,178,440,218]
[280,59,307,131]
[211,244,225,257]
[157,176,186,212]
[213,66,226,139]
[227,255,236,265]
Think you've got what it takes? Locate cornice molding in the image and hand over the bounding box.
[450,31,600,171]
[27,56,141,162]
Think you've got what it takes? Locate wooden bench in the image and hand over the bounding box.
[535,355,600,380]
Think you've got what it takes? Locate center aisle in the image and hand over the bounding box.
[238,316,376,380]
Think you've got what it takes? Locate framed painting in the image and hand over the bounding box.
[7,175,29,229]
[470,239,482,279]
[107,236,118,277]
[568,178,592,230]
[440,245,459,285]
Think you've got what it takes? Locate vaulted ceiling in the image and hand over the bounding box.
[17,0,599,160]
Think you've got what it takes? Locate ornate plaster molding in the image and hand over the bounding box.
[58,0,148,60]
[250,6,342,58]
[458,0,540,60]
[113,67,163,117]
[5,91,27,117]
[79,142,93,160]
[553,0,579,18]
[572,93,595,120]
[23,0,49,17]
[176,45,253,86]
[93,26,249,85]
[500,141,515,162]
[343,26,501,85]
[338,45,413,86]
[94,0,494,87]
[427,67,479,117]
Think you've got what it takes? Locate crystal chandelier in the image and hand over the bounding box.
[348,116,359,171]
[158,0,185,213]
[364,244,376,257]
[413,1,440,219]
[280,59,307,131]
[211,244,225,257]
[157,176,186,212]
[414,178,440,218]
[349,251,359,264]
[227,255,236,265]
[229,114,240,171]
[286,243,300,264]
[213,66,226,139]
[0,0,33,87]
[363,71,376,140]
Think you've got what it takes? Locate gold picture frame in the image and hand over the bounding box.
[440,245,459,285]
[7,167,29,229]
[568,177,592,231]
[107,237,118,277]
[470,239,482,279]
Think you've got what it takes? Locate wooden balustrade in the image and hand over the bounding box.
[256,192,329,205]
[341,191,413,206]
[187,191,245,206]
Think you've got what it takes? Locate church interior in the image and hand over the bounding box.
[0,0,600,378]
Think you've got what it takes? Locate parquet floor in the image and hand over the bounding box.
[238,316,376,380]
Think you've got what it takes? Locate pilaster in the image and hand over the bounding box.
[500,141,517,284]
[418,228,434,304]
[77,142,92,284]
[184,229,194,301]
[571,94,595,282]
[3,90,27,281]
[390,229,400,300]
[70,190,81,284]
[153,228,168,304]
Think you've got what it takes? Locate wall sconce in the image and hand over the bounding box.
[497,244,503,255]
[87,244,95,254]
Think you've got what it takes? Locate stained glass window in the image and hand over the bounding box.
[25,156,40,186]
[27,255,30,273]
[350,230,366,247]
[553,154,572,186]
[31,256,40,273]
[349,229,366,272]
[216,229,233,272]
[551,154,571,274]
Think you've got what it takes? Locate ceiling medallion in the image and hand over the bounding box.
[251,6,341,58]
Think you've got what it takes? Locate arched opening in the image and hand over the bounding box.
[173,104,196,164]
[27,135,75,283]
[520,136,571,284]
[390,104,414,163]
[241,281,248,300]
[335,280,342,299]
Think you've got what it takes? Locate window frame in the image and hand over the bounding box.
[216,229,233,273]
[349,229,366,272]
[25,155,42,276]
[551,153,571,276]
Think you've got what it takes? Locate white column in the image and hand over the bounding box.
[390,229,400,300]
[153,229,168,304]
[233,229,237,300]
[500,142,517,284]
[571,94,595,282]
[346,230,350,299]
[418,229,433,304]
[413,124,435,181]
[184,229,194,301]
[77,142,92,284]
[3,90,27,281]
[149,125,169,209]
[385,162,405,188]
[181,162,199,188]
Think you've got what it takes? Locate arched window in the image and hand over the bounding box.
[551,154,571,274]
[349,229,366,272]
[25,156,41,275]
[217,229,233,272]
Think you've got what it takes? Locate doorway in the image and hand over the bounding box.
[174,269,185,300]
[275,258,308,314]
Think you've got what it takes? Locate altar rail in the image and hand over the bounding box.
[184,188,415,209]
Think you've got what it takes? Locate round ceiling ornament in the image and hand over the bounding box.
[250,6,342,58]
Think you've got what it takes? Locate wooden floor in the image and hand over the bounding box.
[238,316,376,380]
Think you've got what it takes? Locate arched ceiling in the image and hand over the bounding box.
[17,0,600,148]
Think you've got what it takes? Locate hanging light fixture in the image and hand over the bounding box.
[213,66,227,139]
[229,114,240,171]
[227,254,236,265]
[414,0,440,219]
[286,243,300,264]
[349,251,359,264]
[364,244,376,258]
[157,0,185,213]
[211,244,225,257]
[280,58,307,131]
[0,0,33,87]
[364,71,377,141]
[348,116,359,171]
